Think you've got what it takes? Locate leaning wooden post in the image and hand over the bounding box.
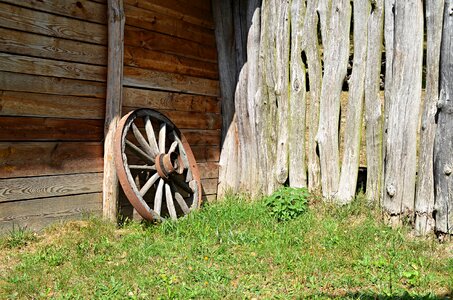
[103,0,125,221]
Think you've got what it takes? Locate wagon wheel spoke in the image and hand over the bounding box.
[169,141,178,153]
[139,172,159,196]
[129,165,156,171]
[172,131,189,169]
[170,182,190,215]
[172,175,193,194]
[165,183,177,220]
[144,116,159,157]
[131,122,154,157]
[115,108,202,222]
[126,139,154,164]
[154,178,164,215]
[158,122,166,154]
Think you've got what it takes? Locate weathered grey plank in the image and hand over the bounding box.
[289,0,307,188]
[304,0,322,192]
[382,1,424,224]
[0,173,102,202]
[433,1,453,235]
[415,0,444,235]
[364,0,384,203]
[0,193,102,234]
[336,1,370,203]
[317,0,351,198]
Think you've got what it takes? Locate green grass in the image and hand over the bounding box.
[0,193,451,299]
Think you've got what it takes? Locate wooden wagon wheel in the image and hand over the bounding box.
[114,108,202,221]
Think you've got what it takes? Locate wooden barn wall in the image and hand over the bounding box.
[0,0,108,233]
[120,0,221,215]
[0,0,221,232]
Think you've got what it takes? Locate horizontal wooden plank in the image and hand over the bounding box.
[0,117,103,141]
[188,0,213,11]
[198,162,219,179]
[0,142,103,178]
[0,192,102,233]
[124,26,217,63]
[191,146,220,162]
[123,67,219,97]
[125,5,215,47]
[124,0,214,29]
[123,87,220,113]
[2,0,107,24]
[0,72,106,98]
[202,194,217,203]
[0,27,107,65]
[0,173,102,202]
[0,53,106,82]
[182,130,221,146]
[0,91,105,119]
[201,178,218,195]
[123,107,221,130]
[191,146,220,163]
[0,2,107,44]
[124,46,218,80]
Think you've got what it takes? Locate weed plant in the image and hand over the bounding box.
[0,194,451,299]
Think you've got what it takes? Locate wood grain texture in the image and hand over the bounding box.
[201,178,218,195]
[124,0,214,29]
[0,117,103,141]
[123,66,219,97]
[0,91,105,119]
[124,26,217,63]
[125,4,215,47]
[0,72,106,98]
[0,193,102,233]
[289,0,307,188]
[191,146,220,162]
[303,0,322,192]
[103,0,125,221]
[123,87,220,113]
[382,1,423,221]
[0,142,103,179]
[317,0,351,198]
[122,107,221,130]
[198,162,219,179]
[181,130,221,146]
[414,0,444,235]
[433,1,453,235]
[0,2,107,45]
[124,46,218,80]
[0,173,103,202]
[364,0,384,203]
[0,27,107,66]
[274,0,291,186]
[2,0,107,24]
[0,53,107,82]
[336,1,370,203]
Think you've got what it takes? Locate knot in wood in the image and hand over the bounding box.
[386,184,396,197]
[444,165,452,176]
[293,78,300,91]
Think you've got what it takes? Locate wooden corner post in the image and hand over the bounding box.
[103,0,125,221]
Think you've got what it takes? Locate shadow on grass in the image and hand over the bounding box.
[306,291,451,299]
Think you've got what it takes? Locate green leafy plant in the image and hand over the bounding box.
[2,225,37,249]
[264,187,309,221]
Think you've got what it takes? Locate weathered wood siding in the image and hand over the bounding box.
[120,0,220,213]
[0,0,107,233]
[0,0,221,232]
